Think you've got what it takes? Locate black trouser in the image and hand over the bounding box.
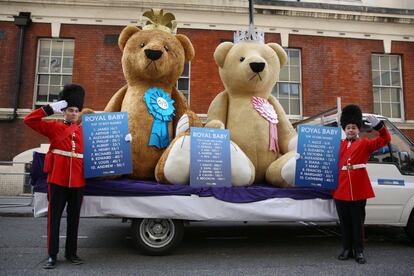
[47,183,84,258]
[335,199,367,254]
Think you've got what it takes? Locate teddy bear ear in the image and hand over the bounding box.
[214,42,234,68]
[176,34,195,62]
[118,26,141,51]
[267,43,288,67]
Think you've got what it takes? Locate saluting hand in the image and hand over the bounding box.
[49,100,68,114]
[365,115,381,127]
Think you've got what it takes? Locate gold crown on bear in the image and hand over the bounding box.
[142,8,177,34]
[234,24,264,44]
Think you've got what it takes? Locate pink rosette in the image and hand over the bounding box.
[252,96,279,152]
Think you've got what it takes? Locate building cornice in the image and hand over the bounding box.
[255,5,414,25]
[257,1,414,17]
[0,0,248,14]
[1,1,413,49]
[3,0,413,22]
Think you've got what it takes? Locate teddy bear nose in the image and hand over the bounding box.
[249,62,265,73]
[144,49,163,61]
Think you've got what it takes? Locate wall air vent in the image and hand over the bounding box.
[104,34,119,45]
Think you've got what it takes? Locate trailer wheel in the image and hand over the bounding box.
[405,209,414,243]
[131,218,184,255]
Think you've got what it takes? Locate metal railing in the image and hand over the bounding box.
[0,160,34,207]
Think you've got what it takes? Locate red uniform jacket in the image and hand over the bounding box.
[24,108,85,188]
[333,126,391,201]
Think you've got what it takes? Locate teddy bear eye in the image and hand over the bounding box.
[164,45,169,51]
[140,42,145,48]
[240,57,245,62]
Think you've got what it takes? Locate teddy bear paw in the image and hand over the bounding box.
[77,108,95,125]
[176,114,190,136]
[161,135,191,185]
[230,141,255,186]
[281,155,297,187]
[205,119,225,129]
[288,135,298,152]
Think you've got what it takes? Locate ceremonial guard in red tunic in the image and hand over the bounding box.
[24,84,86,269]
[333,104,391,264]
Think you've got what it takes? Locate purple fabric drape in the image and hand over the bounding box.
[31,152,332,203]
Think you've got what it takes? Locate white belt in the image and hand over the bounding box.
[52,149,83,159]
[341,163,366,170]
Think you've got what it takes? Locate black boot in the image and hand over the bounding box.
[43,256,57,269]
[355,252,367,264]
[65,254,83,265]
[338,249,354,260]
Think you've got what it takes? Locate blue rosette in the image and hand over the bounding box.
[143,88,175,149]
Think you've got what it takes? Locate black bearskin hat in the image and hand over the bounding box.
[58,84,85,110]
[340,104,362,130]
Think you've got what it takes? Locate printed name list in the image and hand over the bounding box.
[295,125,341,189]
[82,112,132,178]
[190,127,231,187]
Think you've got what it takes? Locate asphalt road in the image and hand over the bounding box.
[0,217,413,275]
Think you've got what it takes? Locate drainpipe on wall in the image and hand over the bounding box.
[0,12,31,122]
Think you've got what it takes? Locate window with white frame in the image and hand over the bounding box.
[372,54,403,119]
[272,48,302,118]
[176,62,190,103]
[34,39,74,105]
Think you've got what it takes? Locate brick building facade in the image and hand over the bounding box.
[0,0,413,161]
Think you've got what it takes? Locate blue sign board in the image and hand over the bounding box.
[190,127,231,187]
[82,112,132,178]
[295,125,341,189]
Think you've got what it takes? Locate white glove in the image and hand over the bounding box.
[365,115,381,127]
[50,100,68,114]
[124,133,132,142]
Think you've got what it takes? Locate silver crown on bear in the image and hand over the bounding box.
[234,24,264,44]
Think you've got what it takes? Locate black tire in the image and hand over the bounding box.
[405,209,414,242]
[131,218,184,255]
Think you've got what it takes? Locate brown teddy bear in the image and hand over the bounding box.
[104,9,200,180]
[206,41,298,187]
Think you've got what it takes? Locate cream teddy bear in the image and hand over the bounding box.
[206,41,298,187]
